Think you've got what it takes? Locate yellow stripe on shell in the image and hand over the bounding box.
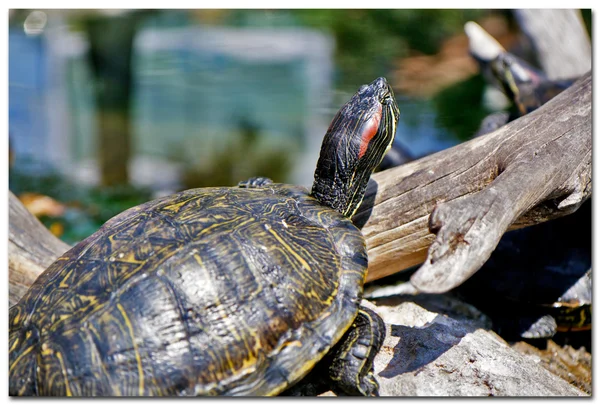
[116,302,145,395]
[54,350,73,396]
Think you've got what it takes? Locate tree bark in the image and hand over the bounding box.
[513,9,591,81]
[357,72,591,290]
[8,192,71,306]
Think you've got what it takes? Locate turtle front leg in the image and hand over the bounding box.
[238,177,273,188]
[328,306,386,396]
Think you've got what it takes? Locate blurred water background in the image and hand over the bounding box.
[8,9,591,244]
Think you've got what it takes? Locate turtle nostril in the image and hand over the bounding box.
[374,77,387,88]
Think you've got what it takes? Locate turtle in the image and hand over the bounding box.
[455,199,592,340]
[9,77,400,396]
[487,52,574,116]
[471,43,575,136]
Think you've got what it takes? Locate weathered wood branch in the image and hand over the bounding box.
[8,192,70,306]
[8,74,591,301]
[513,9,591,81]
[357,72,591,289]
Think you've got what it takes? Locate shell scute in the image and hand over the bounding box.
[11,185,368,396]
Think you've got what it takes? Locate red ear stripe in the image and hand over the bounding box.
[358,104,382,159]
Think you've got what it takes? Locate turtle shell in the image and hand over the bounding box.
[9,184,368,396]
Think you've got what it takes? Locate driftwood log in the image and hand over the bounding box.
[9,71,591,303]
[357,71,591,291]
[9,192,70,306]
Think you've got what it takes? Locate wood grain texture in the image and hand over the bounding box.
[9,191,70,306]
[358,72,591,290]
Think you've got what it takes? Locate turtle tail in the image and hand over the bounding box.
[9,305,40,396]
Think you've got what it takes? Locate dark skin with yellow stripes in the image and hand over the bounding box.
[9,77,399,396]
[489,53,572,116]
[472,52,575,137]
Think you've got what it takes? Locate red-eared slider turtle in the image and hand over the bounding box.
[474,52,575,137]
[9,77,400,396]
[455,200,592,339]
[465,22,575,136]
[487,52,573,116]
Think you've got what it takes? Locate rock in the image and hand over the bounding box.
[511,340,591,394]
[368,295,587,396]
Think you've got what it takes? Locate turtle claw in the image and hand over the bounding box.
[358,372,380,396]
[330,373,379,397]
[328,307,385,396]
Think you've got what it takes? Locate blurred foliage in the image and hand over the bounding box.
[181,148,292,189]
[11,8,589,243]
[432,74,490,142]
[175,121,295,189]
[223,9,486,88]
[10,167,152,245]
[580,9,591,37]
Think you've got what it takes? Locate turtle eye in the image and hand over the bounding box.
[380,92,393,104]
[511,63,531,83]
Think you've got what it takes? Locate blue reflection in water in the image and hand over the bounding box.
[394,96,460,159]
[9,31,49,172]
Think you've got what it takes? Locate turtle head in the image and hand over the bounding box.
[311,77,399,218]
[490,53,543,115]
